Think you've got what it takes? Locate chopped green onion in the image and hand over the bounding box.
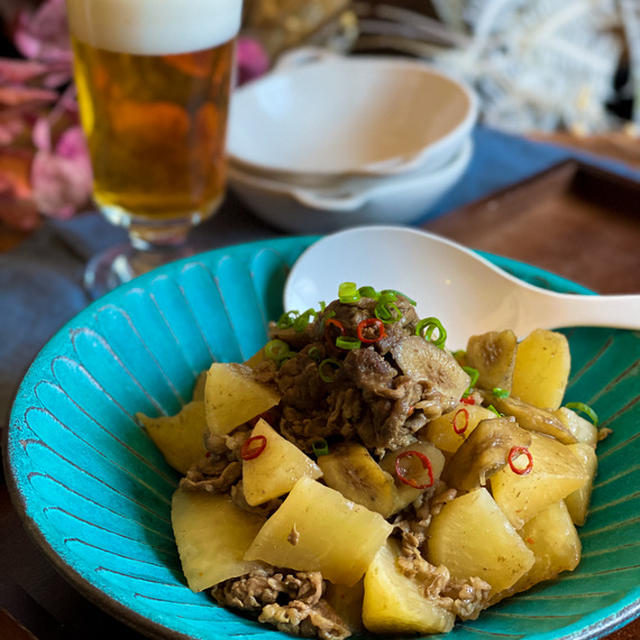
[492,387,510,399]
[318,301,326,311]
[462,366,479,387]
[378,291,397,304]
[375,301,401,324]
[487,404,501,417]
[308,346,322,361]
[264,339,291,362]
[318,358,341,383]
[462,366,479,398]
[338,282,361,304]
[415,317,447,348]
[293,308,317,332]
[375,291,401,322]
[336,336,361,350]
[324,310,336,321]
[564,402,599,427]
[312,438,329,457]
[276,310,299,329]
[381,289,416,306]
[358,286,379,300]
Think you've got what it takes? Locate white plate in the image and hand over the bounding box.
[229,137,472,233]
[228,52,477,184]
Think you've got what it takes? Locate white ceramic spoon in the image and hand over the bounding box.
[284,226,640,349]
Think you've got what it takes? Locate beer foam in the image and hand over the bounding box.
[66,0,242,55]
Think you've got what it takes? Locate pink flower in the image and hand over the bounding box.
[236,37,270,85]
[0,58,50,84]
[31,123,93,219]
[0,84,59,106]
[0,0,92,225]
[13,0,72,64]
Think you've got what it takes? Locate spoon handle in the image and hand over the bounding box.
[529,291,640,332]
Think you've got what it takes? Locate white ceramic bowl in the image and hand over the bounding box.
[228,51,477,185]
[228,136,472,233]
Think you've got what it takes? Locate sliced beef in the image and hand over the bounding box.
[393,481,457,552]
[324,387,361,440]
[278,405,337,448]
[342,347,398,398]
[321,298,376,338]
[319,295,416,345]
[212,566,323,610]
[252,359,278,384]
[376,320,411,355]
[356,376,424,452]
[270,325,316,350]
[277,353,327,411]
[180,459,241,493]
[380,376,424,435]
[179,429,248,493]
[390,482,490,620]
[212,567,350,640]
[396,552,491,621]
[391,336,470,415]
[270,299,470,453]
[260,600,350,640]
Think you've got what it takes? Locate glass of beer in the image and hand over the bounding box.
[66,0,243,296]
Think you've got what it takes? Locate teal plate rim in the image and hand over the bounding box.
[4,234,639,640]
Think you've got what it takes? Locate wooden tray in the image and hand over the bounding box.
[423,160,640,294]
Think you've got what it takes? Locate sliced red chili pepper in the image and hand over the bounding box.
[452,408,469,435]
[325,318,345,334]
[357,317,386,343]
[508,446,533,475]
[394,450,434,489]
[324,317,345,344]
[241,435,267,461]
[460,396,476,405]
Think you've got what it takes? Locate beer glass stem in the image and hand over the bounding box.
[84,221,198,298]
[128,219,193,250]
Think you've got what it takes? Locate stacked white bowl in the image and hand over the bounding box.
[227,49,477,233]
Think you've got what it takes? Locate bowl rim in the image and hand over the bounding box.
[228,54,478,181]
[228,136,473,213]
[4,235,640,640]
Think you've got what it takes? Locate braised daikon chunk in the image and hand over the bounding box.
[244,477,392,586]
[243,418,322,506]
[427,488,534,593]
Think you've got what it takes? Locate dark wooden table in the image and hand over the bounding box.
[1,143,639,639]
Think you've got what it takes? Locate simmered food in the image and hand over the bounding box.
[427,487,535,593]
[171,489,265,591]
[242,418,323,506]
[245,476,393,586]
[138,283,605,640]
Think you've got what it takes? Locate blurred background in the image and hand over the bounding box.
[1,5,639,638]
[1,0,639,241]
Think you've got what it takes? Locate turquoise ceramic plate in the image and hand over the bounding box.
[5,236,640,640]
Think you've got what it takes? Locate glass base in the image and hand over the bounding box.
[85,192,225,299]
[84,242,196,299]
